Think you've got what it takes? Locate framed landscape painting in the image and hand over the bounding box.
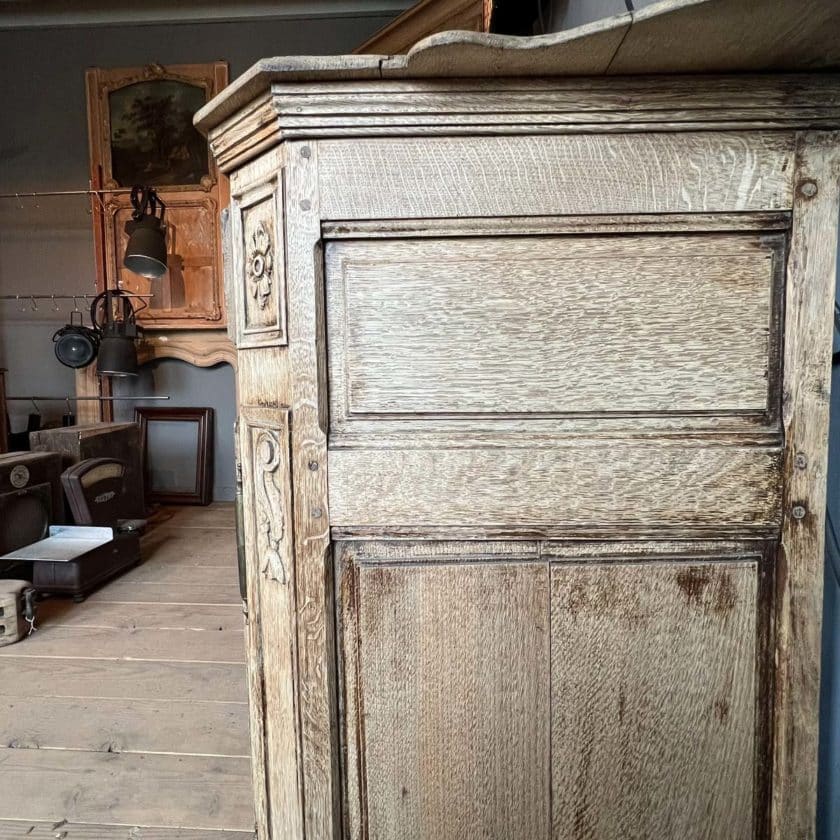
[86,62,229,329]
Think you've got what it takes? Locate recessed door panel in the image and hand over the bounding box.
[326,232,783,426]
[338,543,550,840]
[337,543,766,840]
[550,560,759,840]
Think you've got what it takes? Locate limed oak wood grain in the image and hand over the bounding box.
[329,444,782,531]
[201,66,840,840]
[283,141,339,839]
[551,561,757,839]
[317,132,794,220]
[326,233,780,421]
[237,406,303,840]
[341,554,550,840]
[772,132,840,839]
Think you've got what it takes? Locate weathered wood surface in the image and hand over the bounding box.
[35,599,241,631]
[0,624,245,663]
[772,132,840,840]
[0,749,252,831]
[340,552,550,840]
[140,526,239,564]
[0,823,254,840]
[229,177,288,350]
[0,506,253,835]
[227,148,293,840]
[322,210,792,240]
[195,11,840,137]
[146,501,237,529]
[86,581,241,605]
[317,133,794,219]
[207,74,840,169]
[204,66,840,840]
[551,560,757,839]
[607,0,840,75]
[0,695,247,756]
[136,330,236,369]
[238,406,303,840]
[326,233,780,420]
[391,13,633,78]
[120,560,238,586]
[329,444,782,532]
[283,140,340,840]
[0,656,247,703]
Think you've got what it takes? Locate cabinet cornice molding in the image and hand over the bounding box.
[205,73,840,174]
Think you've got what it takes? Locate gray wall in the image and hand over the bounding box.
[0,12,394,488]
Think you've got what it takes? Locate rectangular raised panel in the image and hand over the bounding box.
[238,406,303,836]
[326,233,782,424]
[232,178,287,348]
[551,561,758,839]
[328,444,782,532]
[318,132,794,219]
[338,545,550,840]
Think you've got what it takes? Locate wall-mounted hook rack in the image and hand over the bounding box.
[6,395,170,402]
[0,293,154,302]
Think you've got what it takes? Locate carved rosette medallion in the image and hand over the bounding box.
[247,222,274,311]
[235,185,286,347]
[254,428,286,585]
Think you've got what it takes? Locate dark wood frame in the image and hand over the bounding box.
[134,406,213,505]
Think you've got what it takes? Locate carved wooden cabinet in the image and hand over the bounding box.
[197,43,840,840]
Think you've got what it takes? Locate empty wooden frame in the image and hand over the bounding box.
[135,406,214,505]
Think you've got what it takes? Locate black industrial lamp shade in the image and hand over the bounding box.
[97,331,139,377]
[124,185,167,279]
[90,290,142,377]
[53,312,100,369]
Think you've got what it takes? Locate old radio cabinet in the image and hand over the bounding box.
[198,39,840,840]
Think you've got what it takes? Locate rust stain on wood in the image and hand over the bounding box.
[675,567,737,615]
[675,567,711,607]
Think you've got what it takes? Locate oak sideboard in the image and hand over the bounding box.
[197,40,840,840]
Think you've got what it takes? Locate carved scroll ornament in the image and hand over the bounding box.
[254,428,286,584]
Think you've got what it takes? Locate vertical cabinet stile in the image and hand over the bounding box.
[283,139,340,840]
[229,145,306,839]
[772,130,840,840]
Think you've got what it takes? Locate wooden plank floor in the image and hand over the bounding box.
[0,503,255,839]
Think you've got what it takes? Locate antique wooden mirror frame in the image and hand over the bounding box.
[135,405,214,505]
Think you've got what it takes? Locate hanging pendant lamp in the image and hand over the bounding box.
[124,185,167,279]
[53,309,100,369]
[90,290,141,377]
